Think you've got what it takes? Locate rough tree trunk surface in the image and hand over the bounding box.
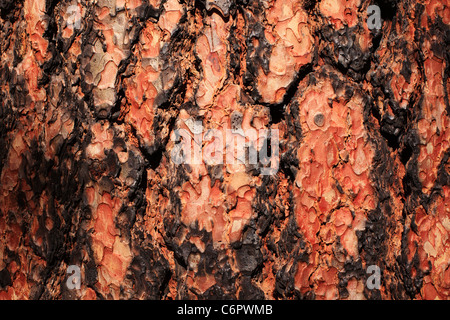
[0,0,449,300]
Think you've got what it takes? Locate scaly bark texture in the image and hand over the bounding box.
[0,0,449,300]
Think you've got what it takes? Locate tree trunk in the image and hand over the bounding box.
[0,0,449,300]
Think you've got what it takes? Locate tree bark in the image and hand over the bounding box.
[0,0,449,300]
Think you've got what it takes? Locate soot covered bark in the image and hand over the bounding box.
[0,0,449,299]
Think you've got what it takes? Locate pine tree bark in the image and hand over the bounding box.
[0,0,449,300]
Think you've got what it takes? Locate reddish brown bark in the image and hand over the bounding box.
[0,0,449,300]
